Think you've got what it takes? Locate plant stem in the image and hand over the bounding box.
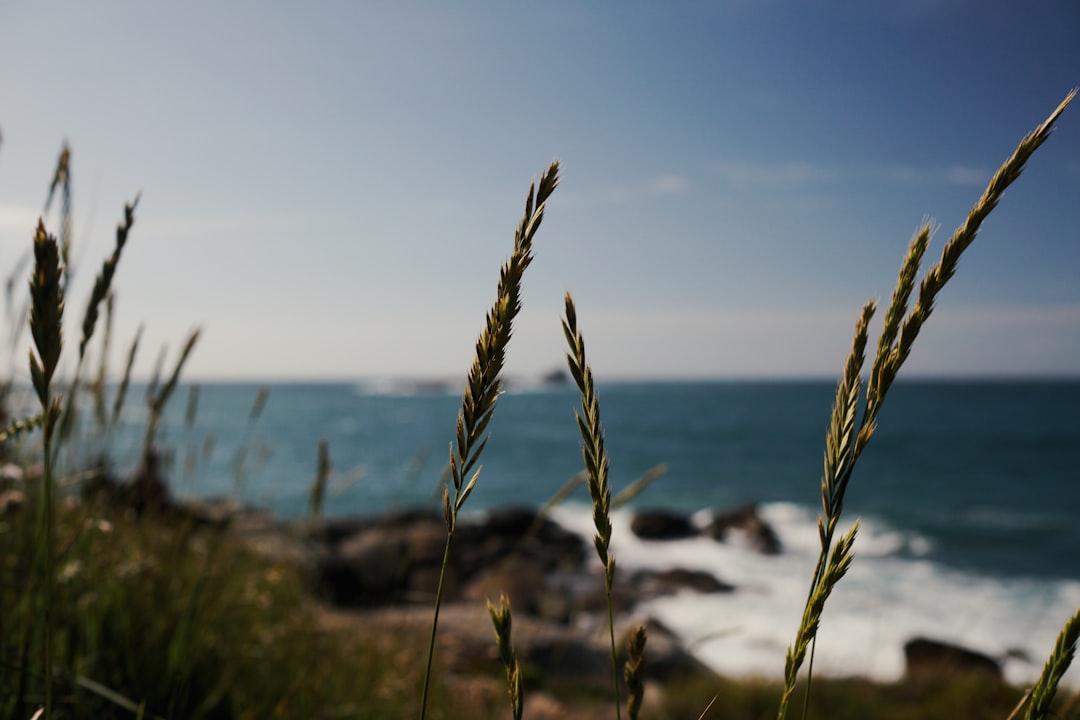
[419,531,454,720]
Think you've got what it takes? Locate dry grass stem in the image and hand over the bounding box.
[110,325,142,433]
[140,329,200,473]
[445,161,560,529]
[79,195,138,362]
[624,624,648,720]
[1023,605,1080,720]
[488,594,524,720]
[612,463,668,510]
[91,291,115,427]
[420,161,559,720]
[28,219,65,720]
[43,144,72,287]
[311,439,331,519]
[563,291,622,719]
[776,90,1075,720]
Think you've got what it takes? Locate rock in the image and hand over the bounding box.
[312,506,584,609]
[705,504,782,555]
[454,506,585,579]
[464,556,570,622]
[630,509,698,540]
[631,617,716,680]
[316,512,457,606]
[903,637,1003,682]
[629,568,735,596]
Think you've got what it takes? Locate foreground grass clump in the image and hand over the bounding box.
[0,495,485,719]
[653,674,1030,720]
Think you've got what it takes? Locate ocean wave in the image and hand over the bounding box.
[548,502,1080,685]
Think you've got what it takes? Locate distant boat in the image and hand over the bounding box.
[541,368,570,386]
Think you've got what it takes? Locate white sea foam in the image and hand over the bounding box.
[549,502,1080,686]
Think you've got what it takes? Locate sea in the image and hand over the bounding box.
[97,378,1080,686]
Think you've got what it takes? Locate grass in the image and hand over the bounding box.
[0,89,1077,720]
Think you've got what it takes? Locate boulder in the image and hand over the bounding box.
[903,637,1002,682]
[705,504,781,555]
[630,509,698,540]
[315,512,455,606]
[624,617,716,681]
[629,568,735,596]
[454,506,585,578]
[312,506,585,609]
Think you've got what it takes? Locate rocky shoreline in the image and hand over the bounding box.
[197,499,1009,692]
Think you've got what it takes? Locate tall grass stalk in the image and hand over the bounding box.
[29,219,65,720]
[57,195,138,451]
[624,624,648,720]
[419,161,559,720]
[563,292,623,720]
[109,324,142,434]
[43,144,72,292]
[776,89,1076,720]
[310,439,331,519]
[140,330,200,478]
[1021,606,1080,720]
[488,594,524,720]
[611,463,668,510]
[231,384,270,498]
[91,291,115,428]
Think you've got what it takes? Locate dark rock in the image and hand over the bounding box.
[630,509,698,540]
[705,504,782,555]
[636,617,716,680]
[903,637,1003,682]
[315,513,456,606]
[464,556,572,623]
[629,568,735,596]
[312,506,584,609]
[454,507,585,579]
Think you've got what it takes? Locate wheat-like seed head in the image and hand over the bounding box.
[778,521,859,715]
[863,222,933,432]
[820,301,874,532]
[445,161,560,530]
[488,594,523,720]
[624,624,648,720]
[79,195,138,362]
[889,90,1075,380]
[1024,605,1080,720]
[778,90,1075,720]
[29,220,64,410]
[562,292,613,571]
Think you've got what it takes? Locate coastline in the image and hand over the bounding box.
[208,496,1067,690]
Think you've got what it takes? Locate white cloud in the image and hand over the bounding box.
[649,174,691,196]
[876,164,988,187]
[712,162,835,189]
[561,173,691,207]
[706,161,989,192]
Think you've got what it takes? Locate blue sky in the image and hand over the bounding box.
[0,1,1077,380]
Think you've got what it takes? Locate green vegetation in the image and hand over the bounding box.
[0,91,1077,719]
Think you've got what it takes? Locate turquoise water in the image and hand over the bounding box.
[112,378,1080,582]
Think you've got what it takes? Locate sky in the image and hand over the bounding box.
[0,1,1078,381]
